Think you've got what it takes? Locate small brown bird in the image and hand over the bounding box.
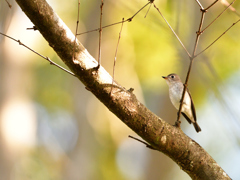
[162,73,201,133]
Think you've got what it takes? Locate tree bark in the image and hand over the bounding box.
[14,0,231,179]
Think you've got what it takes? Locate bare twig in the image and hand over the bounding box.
[128,135,156,150]
[144,2,152,18]
[201,0,236,33]
[111,18,124,94]
[196,18,240,56]
[72,0,81,61]
[204,0,219,11]
[176,0,237,124]
[128,1,151,21]
[194,0,204,9]
[176,59,194,125]
[0,32,75,76]
[77,1,151,36]
[26,26,38,31]
[97,0,104,68]
[221,0,238,13]
[176,3,207,124]
[153,3,191,58]
[77,20,128,35]
[194,13,205,55]
[152,2,203,125]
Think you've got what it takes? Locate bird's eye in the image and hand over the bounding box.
[171,75,175,79]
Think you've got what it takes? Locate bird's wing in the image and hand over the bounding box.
[187,88,197,121]
[181,112,192,124]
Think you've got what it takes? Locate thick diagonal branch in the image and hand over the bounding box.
[14,0,231,179]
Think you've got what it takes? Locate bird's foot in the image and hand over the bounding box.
[174,120,181,128]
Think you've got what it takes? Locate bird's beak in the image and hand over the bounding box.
[162,76,167,79]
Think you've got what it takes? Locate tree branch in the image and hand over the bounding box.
[14,0,231,179]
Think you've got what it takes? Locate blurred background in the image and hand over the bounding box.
[1,0,240,179]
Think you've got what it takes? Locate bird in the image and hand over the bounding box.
[162,73,201,133]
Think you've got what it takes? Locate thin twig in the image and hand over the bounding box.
[201,0,236,33]
[221,0,237,13]
[77,20,128,35]
[97,0,104,68]
[204,0,219,11]
[176,60,194,124]
[176,0,238,124]
[153,2,203,124]
[128,1,151,21]
[77,1,151,36]
[194,0,204,9]
[0,32,75,76]
[196,18,240,57]
[72,0,81,61]
[128,135,156,150]
[144,2,152,18]
[153,3,191,58]
[176,3,207,123]
[193,12,205,56]
[26,26,38,31]
[221,0,240,17]
[111,18,124,95]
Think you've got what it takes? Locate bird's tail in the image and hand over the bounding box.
[193,122,201,133]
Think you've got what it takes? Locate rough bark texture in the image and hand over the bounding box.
[15,0,231,179]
